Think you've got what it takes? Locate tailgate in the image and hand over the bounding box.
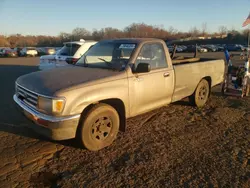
[55,55,69,66]
[39,58,57,70]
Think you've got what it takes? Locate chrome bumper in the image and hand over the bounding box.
[13,94,81,140]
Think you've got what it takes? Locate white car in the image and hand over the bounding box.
[39,39,97,70]
[20,47,38,57]
[176,47,183,52]
[39,54,58,68]
[198,47,208,53]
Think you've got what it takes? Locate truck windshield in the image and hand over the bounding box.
[76,42,136,71]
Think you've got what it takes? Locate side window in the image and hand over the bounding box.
[135,43,167,70]
[79,44,94,57]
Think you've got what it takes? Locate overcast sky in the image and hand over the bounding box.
[0,0,249,36]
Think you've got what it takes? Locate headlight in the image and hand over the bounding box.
[38,96,65,114]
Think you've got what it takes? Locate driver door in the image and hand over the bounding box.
[128,43,174,116]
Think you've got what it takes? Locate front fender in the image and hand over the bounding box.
[62,79,129,117]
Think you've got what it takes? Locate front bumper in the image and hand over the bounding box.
[13,94,81,140]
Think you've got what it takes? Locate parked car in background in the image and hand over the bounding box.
[0,48,5,56]
[179,45,187,52]
[196,46,207,53]
[39,39,97,70]
[39,49,61,70]
[14,47,23,56]
[203,45,217,52]
[180,45,207,53]
[225,44,242,51]
[215,44,225,51]
[36,48,44,56]
[167,45,184,53]
[176,46,183,52]
[239,45,249,52]
[186,45,197,52]
[56,40,97,64]
[37,47,56,56]
[55,47,62,52]
[0,48,17,57]
[211,45,218,52]
[20,47,38,57]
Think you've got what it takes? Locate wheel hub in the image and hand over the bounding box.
[198,86,207,100]
[91,116,112,141]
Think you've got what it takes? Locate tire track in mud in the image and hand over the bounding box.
[1,93,250,187]
[56,95,248,187]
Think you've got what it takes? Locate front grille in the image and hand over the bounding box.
[16,84,38,109]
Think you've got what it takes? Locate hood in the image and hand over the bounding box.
[16,65,121,96]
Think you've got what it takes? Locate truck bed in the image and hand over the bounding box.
[171,58,225,102]
[172,57,218,65]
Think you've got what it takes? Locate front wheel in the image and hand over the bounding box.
[189,79,210,107]
[78,103,120,151]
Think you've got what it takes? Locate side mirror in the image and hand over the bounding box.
[135,63,151,73]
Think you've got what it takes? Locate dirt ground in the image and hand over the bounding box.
[0,53,249,187]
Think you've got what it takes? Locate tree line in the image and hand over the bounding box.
[0,23,249,48]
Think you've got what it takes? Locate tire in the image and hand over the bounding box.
[189,79,210,107]
[78,103,120,151]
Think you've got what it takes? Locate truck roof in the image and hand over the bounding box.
[99,38,164,44]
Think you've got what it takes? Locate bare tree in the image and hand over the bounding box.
[103,27,123,39]
[218,26,227,35]
[189,27,200,37]
[3,22,250,47]
[92,29,105,41]
[201,22,207,36]
[59,32,70,39]
[71,28,91,40]
[168,26,177,35]
[242,28,250,38]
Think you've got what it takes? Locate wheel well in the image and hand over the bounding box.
[100,99,126,132]
[80,99,126,132]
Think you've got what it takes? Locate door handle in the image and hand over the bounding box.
[163,72,170,77]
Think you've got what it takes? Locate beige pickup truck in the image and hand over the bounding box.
[14,38,225,151]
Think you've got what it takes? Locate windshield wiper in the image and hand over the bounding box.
[98,57,115,69]
[98,58,111,64]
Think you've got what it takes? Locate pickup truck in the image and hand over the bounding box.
[14,38,225,151]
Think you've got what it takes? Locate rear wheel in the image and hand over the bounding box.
[221,77,228,95]
[78,103,120,151]
[189,79,210,107]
